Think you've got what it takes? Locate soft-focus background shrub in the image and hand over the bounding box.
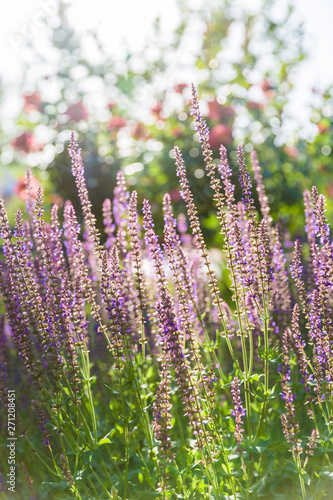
[1,0,332,242]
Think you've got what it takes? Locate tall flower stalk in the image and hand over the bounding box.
[0,90,332,500]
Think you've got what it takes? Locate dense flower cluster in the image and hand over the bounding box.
[231,376,245,444]
[0,89,332,499]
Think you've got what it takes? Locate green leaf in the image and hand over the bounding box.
[249,373,260,382]
[98,437,111,446]
[319,467,333,480]
[42,480,68,491]
[222,463,230,474]
[81,450,93,465]
[74,468,89,481]
[104,384,121,395]
[90,448,101,465]
[267,439,288,452]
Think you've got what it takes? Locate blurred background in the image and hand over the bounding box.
[0,0,332,243]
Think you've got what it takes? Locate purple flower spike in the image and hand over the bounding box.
[231,376,245,444]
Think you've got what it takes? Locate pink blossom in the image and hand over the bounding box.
[209,124,233,149]
[284,146,299,158]
[107,116,127,131]
[23,92,42,113]
[11,132,43,153]
[169,189,182,202]
[247,101,264,111]
[131,122,149,140]
[261,79,275,100]
[151,102,163,115]
[65,101,88,122]
[174,83,188,94]
[208,100,234,123]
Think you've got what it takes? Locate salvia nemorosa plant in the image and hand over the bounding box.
[0,85,332,499]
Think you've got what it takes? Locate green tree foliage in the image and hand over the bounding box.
[3,0,333,241]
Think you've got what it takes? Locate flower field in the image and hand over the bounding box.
[0,86,332,499]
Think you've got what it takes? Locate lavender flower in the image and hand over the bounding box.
[1,95,333,498]
[177,212,192,249]
[50,204,68,278]
[156,297,207,448]
[21,462,37,500]
[152,363,173,460]
[142,199,168,295]
[60,454,73,485]
[290,305,310,390]
[68,132,103,265]
[306,429,319,458]
[174,146,229,330]
[113,171,130,258]
[237,146,254,213]
[279,329,302,455]
[219,145,235,210]
[32,400,50,446]
[231,376,245,444]
[307,290,332,395]
[250,150,272,227]
[25,169,36,223]
[102,198,116,249]
[312,187,330,246]
[143,199,210,449]
[163,194,214,410]
[162,193,199,346]
[128,191,147,334]
[100,250,125,364]
[303,190,316,244]
[191,84,221,195]
[63,201,107,341]
[291,240,307,311]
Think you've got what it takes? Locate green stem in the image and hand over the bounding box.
[123,403,129,500]
[173,460,189,499]
[241,335,252,441]
[295,455,306,500]
[83,348,98,445]
[89,465,114,499]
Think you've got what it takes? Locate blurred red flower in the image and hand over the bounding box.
[247,101,265,111]
[51,194,64,208]
[261,79,274,92]
[65,101,88,122]
[284,146,299,158]
[151,103,163,115]
[261,79,275,100]
[170,189,182,202]
[14,175,40,200]
[208,100,234,123]
[23,92,42,113]
[209,124,233,149]
[131,122,149,140]
[107,116,127,131]
[174,83,188,94]
[11,132,43,153]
